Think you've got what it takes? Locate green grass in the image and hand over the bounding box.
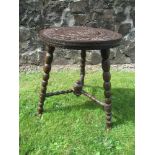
[19,69,135,155]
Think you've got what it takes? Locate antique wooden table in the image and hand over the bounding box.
[38,26,122,129]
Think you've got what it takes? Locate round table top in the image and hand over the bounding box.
[39,26,122,50]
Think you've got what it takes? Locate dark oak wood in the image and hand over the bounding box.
[39,27,122,50]
[82,90,104,106]
[80,50,86,86]
[37,26,122,129]
[46,89,73,97]
[38,46,55,114]
[101,49,112,129]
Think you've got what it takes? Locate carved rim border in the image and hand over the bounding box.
[39,26,122,50]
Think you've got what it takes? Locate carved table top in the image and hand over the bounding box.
[39,26,122,50]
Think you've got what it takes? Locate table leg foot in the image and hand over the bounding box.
[101,49,112,129]
[38,46,55,114]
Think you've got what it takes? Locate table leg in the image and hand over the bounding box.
[101,49,112,129]
[38,46,55,114]
[80,50,86,86]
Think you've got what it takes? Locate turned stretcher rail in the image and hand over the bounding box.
[46,89,74,97]
[81,90,105,106]
[45,88,105,107]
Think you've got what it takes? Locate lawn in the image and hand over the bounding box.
[19,68,135,155]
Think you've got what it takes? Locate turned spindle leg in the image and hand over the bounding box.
[101,49,112,129]
[80,50,86,86]
[38,46,55,114]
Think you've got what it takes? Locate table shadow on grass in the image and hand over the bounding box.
[44,85,135,128]
[85,85,135,127]
[45,100,100,113]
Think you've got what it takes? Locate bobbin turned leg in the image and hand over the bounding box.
[38,46,55,114]
[80,50,86,86]
[101,49,112,129]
